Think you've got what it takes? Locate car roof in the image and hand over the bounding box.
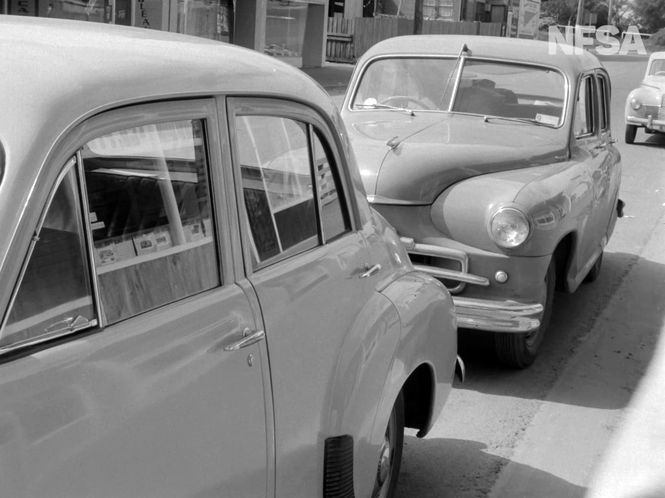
[0,15,333,179]
[357,34,602,74]
[648,51,665,61]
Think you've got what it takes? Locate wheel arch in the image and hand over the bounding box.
[553,231,575,292]
[402,362,436,437]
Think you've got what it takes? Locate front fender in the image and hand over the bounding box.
[432,162,581,257]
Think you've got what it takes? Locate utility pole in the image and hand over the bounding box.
[575,0,585,26]
[607,0,613,25]
[414,0,424,34]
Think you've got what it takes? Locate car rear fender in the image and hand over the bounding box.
[324,271,455,498]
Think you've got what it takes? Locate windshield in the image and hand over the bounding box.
[351,57,566,127]
[648,58,665,76]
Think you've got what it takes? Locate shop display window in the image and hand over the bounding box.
[177,0,232,41]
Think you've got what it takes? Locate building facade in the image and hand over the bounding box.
[1,0,329,67]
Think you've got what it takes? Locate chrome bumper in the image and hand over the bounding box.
[453,296,543,333]
[627,115,665,129]
[401,237,543,333]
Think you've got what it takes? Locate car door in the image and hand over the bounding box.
[0,100,271,498]
[226,97,392,497]
[571,73,610,274]
[595,70,622,239]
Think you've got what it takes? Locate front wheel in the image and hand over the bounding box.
[494,259,556,369]
[372,392,404,498]
[625,124,637,144]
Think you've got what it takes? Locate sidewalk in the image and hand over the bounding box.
[277,56,355,96]
[300,62,355,96]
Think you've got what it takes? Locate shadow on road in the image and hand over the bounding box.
[628,132,665,147]
[395,436,585,498]
[454,251,665,410]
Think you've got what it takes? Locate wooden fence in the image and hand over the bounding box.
[327,16,504,63]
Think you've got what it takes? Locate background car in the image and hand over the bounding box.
[625,51,665,144]
[341,35,623,368]
[0,16,459,498]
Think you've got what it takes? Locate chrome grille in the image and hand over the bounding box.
[409,253,464,292]
[643,105,660,118]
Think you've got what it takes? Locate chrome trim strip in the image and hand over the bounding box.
[453,296,543,333]
[412,264,489,286]
[77,150,105,327]
[367,195,428,206]
[401,237,469,293]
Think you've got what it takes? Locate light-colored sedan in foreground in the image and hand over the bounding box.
[0,16,459,498]
[625,51,665,144]
[342,35,623,368]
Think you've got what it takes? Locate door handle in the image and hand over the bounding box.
[224,328,265,351]
[360,263,382,278]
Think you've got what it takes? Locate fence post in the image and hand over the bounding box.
[414,0,423,34]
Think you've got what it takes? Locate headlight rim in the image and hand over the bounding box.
[630,97,642,110]
[488,206,532,249]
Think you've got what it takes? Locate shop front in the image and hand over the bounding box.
[1,0,327,67]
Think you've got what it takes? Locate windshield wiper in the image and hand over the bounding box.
[355,102,415,116]
[481,115,557,128]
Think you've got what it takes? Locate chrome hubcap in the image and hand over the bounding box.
[377,435,391,488]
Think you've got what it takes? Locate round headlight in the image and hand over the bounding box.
[631,98,642,110]
[490,207,530,248]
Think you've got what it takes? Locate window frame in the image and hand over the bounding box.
[0,98,229,354]
[0,159,98,354]
[574,73,598,139]
[596,72,611,133]
[226,97,358,273]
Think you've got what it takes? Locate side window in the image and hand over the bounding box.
[81,119,220,324]
[597,74,610,132]
[574,75,596,137]
[1,165,96,350]
[238,116,318,264]
[236,114,351,268]
[312,131,351,242]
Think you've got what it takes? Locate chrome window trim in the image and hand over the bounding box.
[76,149,105,327]
[574,73,598,140]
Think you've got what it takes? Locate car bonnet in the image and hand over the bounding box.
[348,113,568,204]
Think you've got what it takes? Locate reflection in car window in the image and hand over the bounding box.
[237,116,318,264]
[597,75,609,131]
[2,166,96,350]
[352,57,458,111]
[312,131,350,242]
[236,115,352,268]
[574,76,595,137]
[81,120,219,324]
[352,57,565,126]
[452,60,565,126]
[648,59,665,76]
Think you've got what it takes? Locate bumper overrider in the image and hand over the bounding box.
[401,237,543,334]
